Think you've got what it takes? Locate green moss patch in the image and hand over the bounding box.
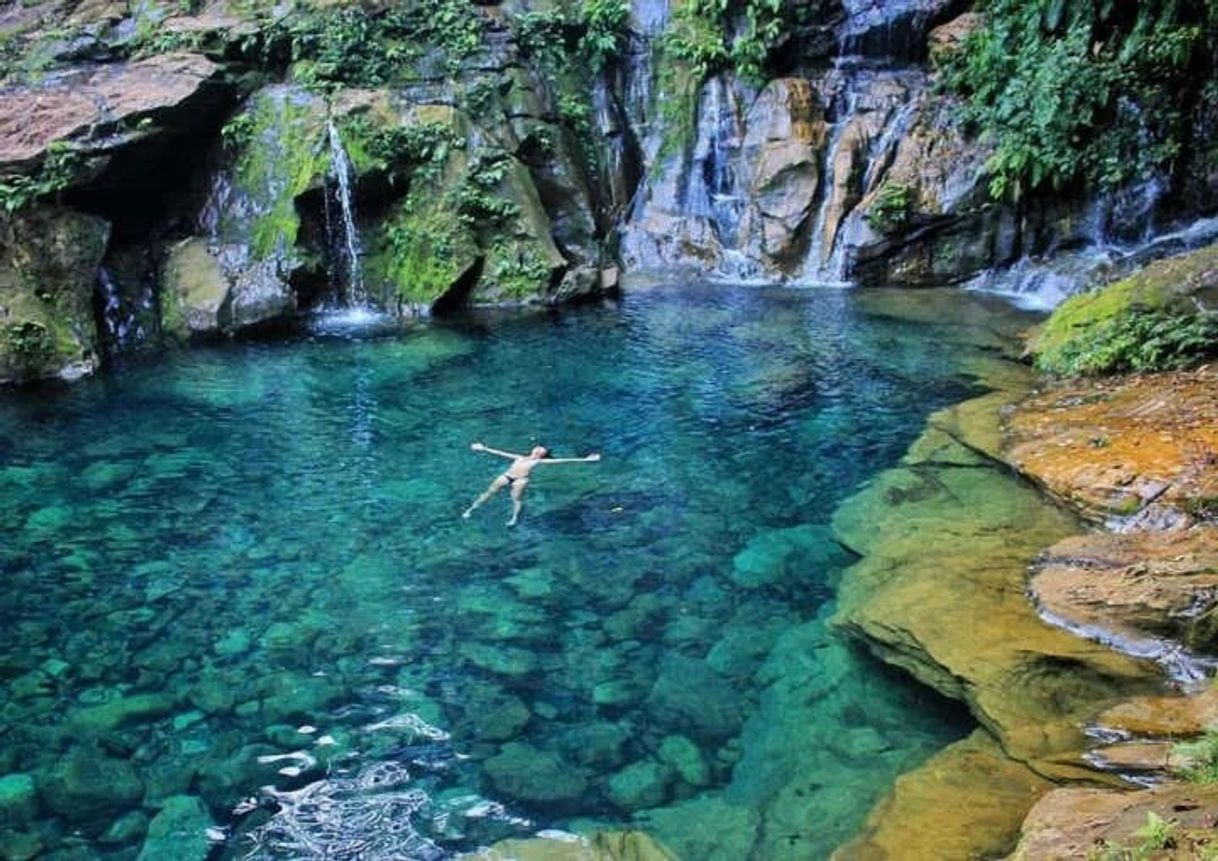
[228,88,330,262]
[1032,243,1218,376]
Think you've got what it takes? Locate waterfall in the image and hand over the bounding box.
[96,267,149,356]
[967,215,1218,310]
[801,78,858,284]
[326,121,367,308]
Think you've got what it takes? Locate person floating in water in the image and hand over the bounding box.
[463,442,601,526]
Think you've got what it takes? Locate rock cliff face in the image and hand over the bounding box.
[5,0,1215,381]
[1,0,632,379]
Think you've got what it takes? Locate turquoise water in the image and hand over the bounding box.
[0,285,1011,860]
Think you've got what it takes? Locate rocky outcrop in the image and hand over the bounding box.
[1032,529,1218,657]
[1007,783,1218,861]
[737,79,826,268]
[1029,242,1218,376]
[1004,365,1218,521]
[833,730,1052,861]
[0,206,109,383]
[0,52,227,169]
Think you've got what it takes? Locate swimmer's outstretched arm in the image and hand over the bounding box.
[538,453,602,465]
[470,442,524,459]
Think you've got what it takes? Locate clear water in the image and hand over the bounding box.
[0,284,1023,860]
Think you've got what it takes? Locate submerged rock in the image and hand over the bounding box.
[832,398,1161,778]
[137,795,215,861]
[645,654,743,741]
[730,523,846,589]
[458,830,677,860]
[39,746,144,825]
[0,773,37,827]
[606,759,672,811]
[483,742,588,805]
[834,730,1052,861]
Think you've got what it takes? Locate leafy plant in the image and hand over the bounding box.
[1,321,55,369]
[943,0,1218,199]
[866,183,915,234]
[1176,726,1218,783]
[220,112,256,152]
[1134,811,1177,854]
[453,155,520,229]
[0,142,86,213]
[578,0,630,71]
[1037,308,1218,375]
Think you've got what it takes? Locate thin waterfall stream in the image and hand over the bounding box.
[327,121,368,309]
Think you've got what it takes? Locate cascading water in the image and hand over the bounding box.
[798,63,920,285]
[96,267,150,356]
[968,215,1218,311]
[326,121,367,309]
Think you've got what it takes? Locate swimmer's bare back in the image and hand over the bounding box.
[462,442,601,526]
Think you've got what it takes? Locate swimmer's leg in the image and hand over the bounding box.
[506,478,529,527]
[463,475,508,519]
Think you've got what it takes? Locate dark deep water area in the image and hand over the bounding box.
[0,285,1035,860]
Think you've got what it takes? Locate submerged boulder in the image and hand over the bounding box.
[0,206,109,383]
[483,742,588,805]
[39,746,144,826]
[137,795,215,861]
[457,830,677,861]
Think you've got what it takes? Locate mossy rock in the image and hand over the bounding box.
[1032,243,1218,375]
[162,239,229,339]
[366,150,482,311]
[221,86,331,262]
[0,206,109,383]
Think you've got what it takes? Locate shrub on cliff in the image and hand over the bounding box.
[944,0,1218,200]
[1031,244,1218,375]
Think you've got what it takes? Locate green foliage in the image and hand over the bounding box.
[1133,811,1177,854]
[731,0,782,84]
[1037,307,1218,375]
[454,155,520,229]
[220,112,256,152]
[419,0,483,72]
[578,0,630,71]
[661,0,785,85]
[943,0,1218,199]
[1033,244,1218,375]
[488,242,554,296]
[663,0,730,81]
[0,142,86,213]
[1176,726,1218,783]
[866,183,915,234]
[515,10,570,70]
[283,8,417,89]
[655,0,787,160]
[279,0,481,88]
[1,321,55,369]
[341,118,462,183]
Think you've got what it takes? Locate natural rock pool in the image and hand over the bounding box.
[0,284,1039,859]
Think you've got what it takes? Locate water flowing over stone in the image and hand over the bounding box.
[325,121,367,309]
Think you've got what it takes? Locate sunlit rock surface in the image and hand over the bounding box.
[1006,783,1218,861]
[833,730,1051,861]
[1005,366,1218,520]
